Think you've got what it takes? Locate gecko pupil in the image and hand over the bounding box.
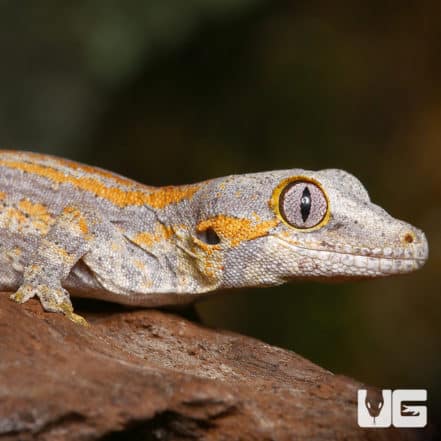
[300,187,311,222]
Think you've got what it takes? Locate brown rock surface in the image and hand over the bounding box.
[0,293,430,441]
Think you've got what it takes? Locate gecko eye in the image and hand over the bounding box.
[279,180,328,229]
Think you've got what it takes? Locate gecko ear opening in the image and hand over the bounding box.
[196,227,221,245]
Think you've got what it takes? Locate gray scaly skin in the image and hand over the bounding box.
[0,150,428,324]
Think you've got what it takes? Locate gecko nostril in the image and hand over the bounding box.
[403,232,415,244]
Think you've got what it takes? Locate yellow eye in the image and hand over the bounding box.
[271,177,330,231]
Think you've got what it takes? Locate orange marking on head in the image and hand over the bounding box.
[0,159,199,208]
[0,191,6,200]
[196,215,279,247]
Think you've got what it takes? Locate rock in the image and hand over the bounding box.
[0,293,430,441]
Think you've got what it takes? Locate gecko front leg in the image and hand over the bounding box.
[11,206,95,325]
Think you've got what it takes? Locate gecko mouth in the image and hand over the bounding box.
[273,236,428,276]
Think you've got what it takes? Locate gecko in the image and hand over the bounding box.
[0,150,428,325]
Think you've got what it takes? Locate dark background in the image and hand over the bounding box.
[1,0,440,427]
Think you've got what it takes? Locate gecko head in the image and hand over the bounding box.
[187,169,428,289]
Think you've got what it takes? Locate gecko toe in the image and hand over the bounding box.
[10,285,37,304]
[58,299,88,326]
[67,312,89,326]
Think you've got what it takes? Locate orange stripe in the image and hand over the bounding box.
[0,159,200,208]
[2,150,143,188]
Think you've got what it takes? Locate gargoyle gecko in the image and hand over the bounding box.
[0,150,428,324]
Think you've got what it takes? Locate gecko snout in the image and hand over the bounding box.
[400,228,429,263]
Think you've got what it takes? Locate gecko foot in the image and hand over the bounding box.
[11,284,88,326]
[10,284,36,304]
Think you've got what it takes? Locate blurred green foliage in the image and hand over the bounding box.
[1,0,440,424]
